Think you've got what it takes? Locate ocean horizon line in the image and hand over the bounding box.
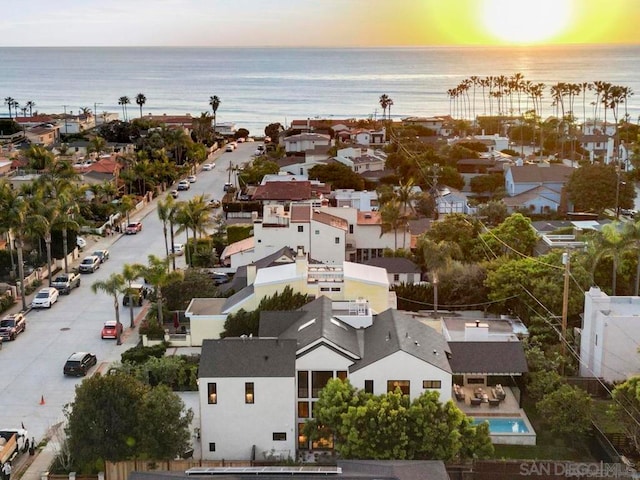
[1,43,638,50]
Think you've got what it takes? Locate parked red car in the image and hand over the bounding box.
[101,320,123,340]
[125,222,143,234]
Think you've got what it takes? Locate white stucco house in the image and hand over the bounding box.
[579,287,640,383]
[199,338,298,461]
[284,133,332,153]
[198,295,452,459]
[221,203,411,268]
[334,147,387,174]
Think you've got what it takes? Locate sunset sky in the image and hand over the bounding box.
[2,0,638,47]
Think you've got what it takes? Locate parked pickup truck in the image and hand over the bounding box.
[0,427,29,464]
[51,272,81,294]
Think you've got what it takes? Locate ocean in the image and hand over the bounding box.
[1,45,639,135]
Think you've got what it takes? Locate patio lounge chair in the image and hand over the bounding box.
[470,397,482,406]
[489,398,500,407]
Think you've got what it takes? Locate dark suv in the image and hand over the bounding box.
[0,313,26,341]
[63,352,97,377]
[122,283,147,306]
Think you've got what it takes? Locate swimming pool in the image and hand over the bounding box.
[472,417,530,433]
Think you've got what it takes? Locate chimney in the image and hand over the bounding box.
[247,263,257,285]
[296,248,307,276]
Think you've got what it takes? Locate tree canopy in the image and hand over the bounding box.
[308,163,365,190]
[221,286,311,337]
[565,163,635,214]
[65,373,193,471]
[304,379,493,461]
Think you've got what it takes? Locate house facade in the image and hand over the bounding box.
[284,133,332,153]
[199,338,298,461]
[334,147,386,174]
[503,162,574,213]
[198,296,453,459]
[579,287,640,383]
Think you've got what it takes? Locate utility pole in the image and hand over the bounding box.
[560,251,571,375]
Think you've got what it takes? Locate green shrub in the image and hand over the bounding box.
[121,342,168,364]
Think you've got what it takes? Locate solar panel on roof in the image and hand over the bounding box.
[185,466,342,476]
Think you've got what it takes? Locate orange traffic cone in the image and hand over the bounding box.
[39,395,45,405]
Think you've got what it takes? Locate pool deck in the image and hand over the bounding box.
[453,385,537,446]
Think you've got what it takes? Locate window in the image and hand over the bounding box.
[273,432,287,441]
[298,371,309,398]
[208,383,217,404]
[349,224,354,234]
[298,401,309,418]
[298,423,308,449]
[423,380,442,389]
[312,371,333,397]
[315,230,320,235]
[320,287,330,292]
[331,287,341,292]
[387,380,410,395]
[209,443,216,452]
[298,225,304,232]
[364,380,374,393]
[335,237,340,244]
[245,382,254,403]
[337,371,347,380]
[393,274,400,282]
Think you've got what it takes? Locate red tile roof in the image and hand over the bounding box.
[252,181,313,201]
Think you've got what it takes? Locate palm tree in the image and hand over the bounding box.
[118,96,130,122]
[91,273,126,345]
[25,100,36,117]
[4,97,15,119]
[174,195,213,267]
[122,263,143,328]
[54,191,82,273]
[590,223,626,295]
[379,199,403,251]
[379,94,390,120]
[137,255,183,327]
[28,194,59,287]
[0,181,30,310]
[209,95,221,134]
[623,220,640,296]
[157,196,176,260]
[136,93,147,118]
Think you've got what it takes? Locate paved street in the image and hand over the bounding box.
[0,142,256,445]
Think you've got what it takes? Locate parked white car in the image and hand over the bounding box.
[202,163,215,171]
[76,236,87,250]
[171,244,185,256]
[32,287,60,309]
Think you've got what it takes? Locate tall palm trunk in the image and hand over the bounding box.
[62,229,69,273]
[156,287,164,327]
[45,234,52,287]
[170,221,177,271]
[16,239,27,311]
[113,294,122,345]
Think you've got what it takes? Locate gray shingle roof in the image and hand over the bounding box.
[199,338,297,378]
[221,284,254,313]
[351,309,451,373]
[447,341,528,374]
[271,296,361,359]
[363,257,421,274]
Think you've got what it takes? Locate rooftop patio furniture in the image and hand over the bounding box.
[470,397,482,406]
[489,398,500,407]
